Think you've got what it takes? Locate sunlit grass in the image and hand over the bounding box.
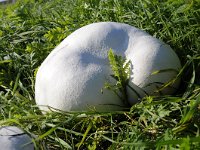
[0,0,200,149]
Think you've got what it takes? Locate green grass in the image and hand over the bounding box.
[0,0,200,149]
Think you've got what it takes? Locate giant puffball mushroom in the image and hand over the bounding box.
[35,22,181,112]
[0,126,34,150]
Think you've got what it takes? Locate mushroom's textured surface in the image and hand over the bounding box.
[35,22,181,112]
[0,126,34,150]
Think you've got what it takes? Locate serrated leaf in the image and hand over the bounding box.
[105,49,132,106]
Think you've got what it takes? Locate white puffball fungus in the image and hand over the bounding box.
[0,126,34,150]
[35,22,181,112]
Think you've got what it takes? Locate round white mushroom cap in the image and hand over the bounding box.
[0,126,34,150]
[35,22,181,112]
